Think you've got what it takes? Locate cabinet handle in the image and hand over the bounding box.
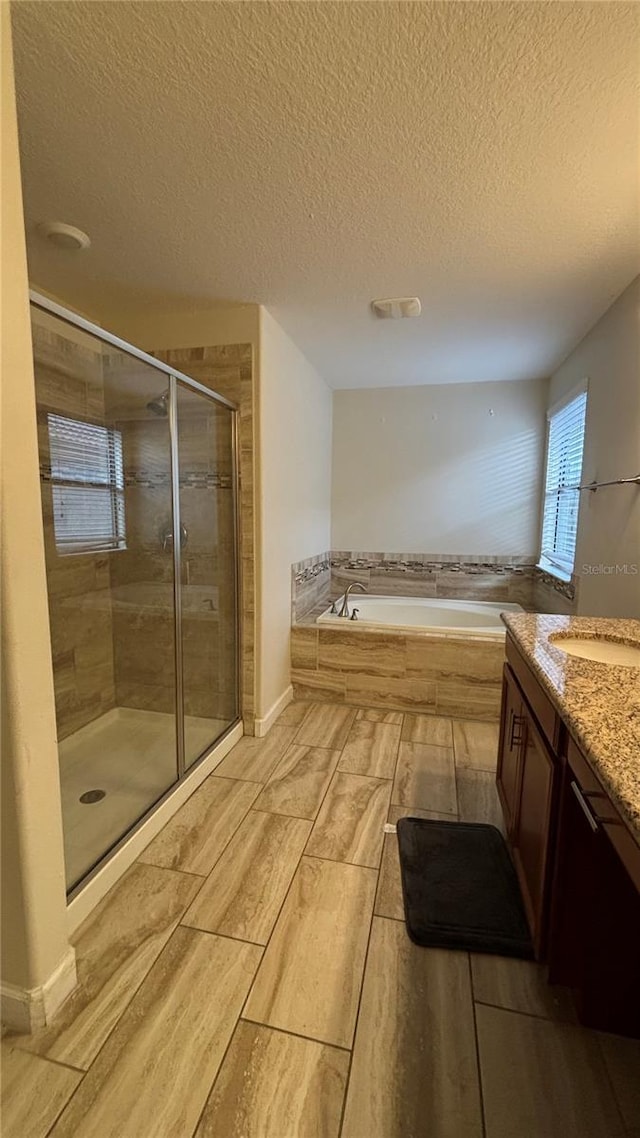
[571,780,599,833]
[510,713,525,749]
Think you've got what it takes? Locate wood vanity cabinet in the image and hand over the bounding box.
[497,633,640,1037]
[496,649,560,958]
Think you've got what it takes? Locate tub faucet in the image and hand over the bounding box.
[339,581,367,618]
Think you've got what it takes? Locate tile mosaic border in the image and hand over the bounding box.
[533,565,576,602]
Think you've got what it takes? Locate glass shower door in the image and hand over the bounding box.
[31,304,180,891]
[175,381,239,768]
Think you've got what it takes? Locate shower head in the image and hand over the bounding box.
[146,390,169,416]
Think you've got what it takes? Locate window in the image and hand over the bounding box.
[47,413,126,555]
[539,387,587,581]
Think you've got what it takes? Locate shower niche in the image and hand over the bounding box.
[30,296,240,893]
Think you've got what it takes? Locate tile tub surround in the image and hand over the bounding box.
[502,613,640,841]
[291,551,537,620]
[291,623,504,721]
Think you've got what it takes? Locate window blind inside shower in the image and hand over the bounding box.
[539,388,587,580]
[47,413,126,554]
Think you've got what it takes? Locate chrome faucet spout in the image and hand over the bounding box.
[338,581,367,618]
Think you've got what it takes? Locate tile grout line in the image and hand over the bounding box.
[42,779,267,1122]
[302,768,392,869]
[233,716,360,1028]
[468,954,488,1138]
[594,1033,633,1137]
[5,1047,86,1076]
[238,1016,352,1054]
[186,1011,249,1138]
[337,712,405,1138]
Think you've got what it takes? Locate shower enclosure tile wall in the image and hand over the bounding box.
[153,345,257,732]
[35,320,117,738]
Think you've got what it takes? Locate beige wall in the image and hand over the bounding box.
[1,4,73,1013]
[331,379,547,556]
[100,303,259,352]
[548,276,640,618]
[259,308,332,717]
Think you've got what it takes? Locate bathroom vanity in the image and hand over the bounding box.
[496,613,640,1038]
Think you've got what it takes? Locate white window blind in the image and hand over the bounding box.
[539,390,587,580]
[47,413,126,555]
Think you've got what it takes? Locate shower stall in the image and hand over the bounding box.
[30,293,241,895]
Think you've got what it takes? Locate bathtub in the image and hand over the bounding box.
[317,595,523,638]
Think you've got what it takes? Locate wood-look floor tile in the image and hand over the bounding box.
[244,856,376,1048]
[294,702,357,749]
[139,776,260,875]
[356,708,403,724]
[182,810,311,944]
[213,726,297,782]
[195,1021,349,1137]
[254,745,341,819]
[341,917,482,1138]
[275,701,311,726]
[476,1004,623,1138]
[598,1032,640,1130]
[402,713,453,747]
[453,719,500,770]
[456,768,504,833]
[391,742,457,814]
[50,928,262,1138]
[471,954,577,1022]
[0,1047,82,1138]
[338,718,401,778]
[305,772,392,867]
[8,863,199,1069]
[375,808,456,921]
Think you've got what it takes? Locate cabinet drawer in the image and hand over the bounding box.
[506,636,560,752]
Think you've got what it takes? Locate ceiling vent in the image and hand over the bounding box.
[371,296,421,320]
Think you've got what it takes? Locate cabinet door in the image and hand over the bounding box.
[548,751,640,1036]
[496,665,524,837]
[512,711,556,951]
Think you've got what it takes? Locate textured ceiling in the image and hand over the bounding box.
[11,1,640,388]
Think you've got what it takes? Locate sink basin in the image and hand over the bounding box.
[549,635,640,667]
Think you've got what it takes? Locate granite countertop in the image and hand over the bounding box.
[502,613,640,843]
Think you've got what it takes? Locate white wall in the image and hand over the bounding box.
[549,277,640,617]
[1,6,75,1027]
[259,308,332,717]
[331,379,547,555]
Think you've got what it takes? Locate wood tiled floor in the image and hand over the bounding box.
[2,702,637,1137]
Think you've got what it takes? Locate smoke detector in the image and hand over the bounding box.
[36,221,91,251]
[371,296,421,320]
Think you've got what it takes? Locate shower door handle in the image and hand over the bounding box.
[160,522,188,551]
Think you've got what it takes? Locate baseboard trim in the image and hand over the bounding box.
[1,947,77,1033]
[66,720,243,935]
[254,686,293,738]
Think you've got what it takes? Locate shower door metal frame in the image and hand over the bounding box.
[29,289,243,876]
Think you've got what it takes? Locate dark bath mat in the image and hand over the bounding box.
[396,817,533,958]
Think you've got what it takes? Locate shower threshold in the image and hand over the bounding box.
[59,706,227,891]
